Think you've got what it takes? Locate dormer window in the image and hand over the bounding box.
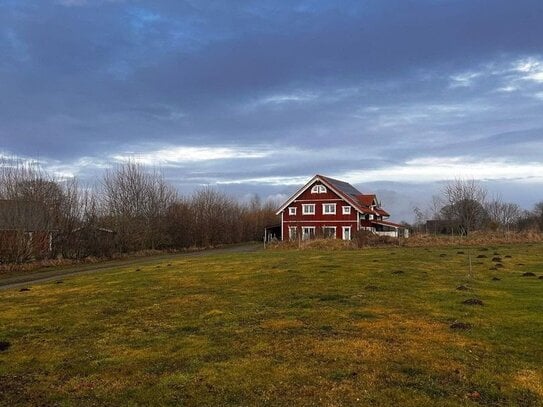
[311,184,327,194]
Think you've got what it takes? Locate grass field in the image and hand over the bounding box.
[1,244,542,406]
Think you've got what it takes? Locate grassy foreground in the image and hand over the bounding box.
[1,244,542,406]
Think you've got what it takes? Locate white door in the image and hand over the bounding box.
[342,226,351,240]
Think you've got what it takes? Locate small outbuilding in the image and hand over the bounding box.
[0,200,55,262]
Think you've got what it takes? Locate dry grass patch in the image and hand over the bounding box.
[1,243,542,406]
[260,318,305,330]
[514,369,543,398]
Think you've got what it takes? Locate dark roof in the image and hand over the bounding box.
[0,200,53,231]
[374,208,390,217]
[372,220,404,228]
[319,175,362,197]
[360,219,405,228]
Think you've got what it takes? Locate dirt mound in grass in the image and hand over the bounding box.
[463,298,484,306]
[439,253,447,257]
[467,391,481,400]
[505,255,512,258]
[456,285,469,291]
[539,276,543,280]
[476,254,487,258]
[494,263,504,268]
[406,232,542,248]
[0,341,10,352]
[450,322,472,330]
[365,285,379,291]
[492,257,502,262]
[489,266,497,271]
[492,277,501,281]
[522,272,536,277]
[457,251,465,254]
[391,270,404,275]
[19,288,30,292]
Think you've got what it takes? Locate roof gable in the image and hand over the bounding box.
[276,175,367,215]
[356,194,376,207]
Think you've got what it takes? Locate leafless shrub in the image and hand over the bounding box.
[100,161,177,252]
[485,195,521,232]
[354,230,405,248]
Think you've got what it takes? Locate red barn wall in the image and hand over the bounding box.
[0,230,51,260]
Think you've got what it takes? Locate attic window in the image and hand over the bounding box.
[311,184,327,194]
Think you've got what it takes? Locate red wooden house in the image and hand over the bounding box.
[0,200,55,262]
[275,175,408,241]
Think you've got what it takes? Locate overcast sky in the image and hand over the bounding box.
[1,0,543,221]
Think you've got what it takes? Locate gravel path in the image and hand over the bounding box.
[0,243,262,291]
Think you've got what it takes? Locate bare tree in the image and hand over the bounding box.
[189,187,240,247]
[441,178,488,235]
[485,195,521,232]
[100,161,177,251]
[0,158,72,262]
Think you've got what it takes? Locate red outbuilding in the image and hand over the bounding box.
[275,174,408,241]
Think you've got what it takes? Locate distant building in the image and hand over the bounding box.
[274,174,408,241]
[0,200,55,261]
[66,226,117,258]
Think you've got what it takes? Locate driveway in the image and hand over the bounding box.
[0,243,262,291]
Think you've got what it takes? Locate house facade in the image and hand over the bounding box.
[275,175,408,241]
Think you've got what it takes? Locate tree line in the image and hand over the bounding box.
[413,178,543,235]
[0,159,279,263]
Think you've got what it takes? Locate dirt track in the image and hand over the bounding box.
[0,243,262,291]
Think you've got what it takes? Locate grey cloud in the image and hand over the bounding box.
[1,0,543,219]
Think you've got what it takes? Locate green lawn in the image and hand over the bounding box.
[1,244,542,406]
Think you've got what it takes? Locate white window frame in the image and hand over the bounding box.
[302,226,316,240]
[322,226,336,239]
[289,207,296,215]
[311,184,327,194]
[342,226,352,240]
[322,203,336,215]
[289,226,297,241]
[302,204,315,215]
[342,206,351,215]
